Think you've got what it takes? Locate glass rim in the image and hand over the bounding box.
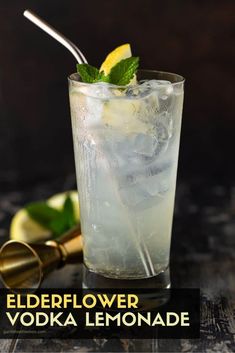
[68,69,185,89]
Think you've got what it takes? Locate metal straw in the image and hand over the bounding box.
[23,10,155,277]
[23,9,88,64]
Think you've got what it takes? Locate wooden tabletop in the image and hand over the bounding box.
[0,178,234,352]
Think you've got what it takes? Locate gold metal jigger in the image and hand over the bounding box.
[0,226,83,290]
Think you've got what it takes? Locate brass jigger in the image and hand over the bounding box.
[0,226,83,290]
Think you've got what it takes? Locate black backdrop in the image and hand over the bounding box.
[0,0,234,189]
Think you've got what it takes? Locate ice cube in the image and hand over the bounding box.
[133,133,158,157]
[148,80,173,98]
[119,182,167,211]
[129,121,172,160]
[102,98,150,133]
[137,93,159,124]
[142,166,171,196]
[118,162,172,209]
[78,82,113,99]
[84,96,104,127]
[119,183,148,207]
[157,112,173,140]
[72,83,117,128]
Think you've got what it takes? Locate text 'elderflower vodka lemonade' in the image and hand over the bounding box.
[69,44,184,284]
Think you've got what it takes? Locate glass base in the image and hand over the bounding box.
[82,265,171,309]
[82,265,170,289]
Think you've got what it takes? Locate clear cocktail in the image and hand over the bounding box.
[69,69,184,283]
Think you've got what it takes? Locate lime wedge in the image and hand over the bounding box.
[10,191,79,243]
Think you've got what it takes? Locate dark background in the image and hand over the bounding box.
[0,5,235,350]
[0,0,234,190]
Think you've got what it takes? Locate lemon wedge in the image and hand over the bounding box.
[100,43,132,75]
[10,191,79,243]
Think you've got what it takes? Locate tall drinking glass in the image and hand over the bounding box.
[68,70,184,287]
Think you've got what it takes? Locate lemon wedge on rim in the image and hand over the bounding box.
[100,43,132,75]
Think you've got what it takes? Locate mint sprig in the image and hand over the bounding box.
[76,57,139,85]
[75,64,109,83]
[109,57,139,85]
[26,195,78,238]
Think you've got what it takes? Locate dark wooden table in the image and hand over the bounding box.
[0,176,235,352]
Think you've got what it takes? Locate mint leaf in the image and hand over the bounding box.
[76,64,100,83]
[63,195,76,229]
[49,216,68,237]
[109,57,139,85]
[26,202,61,230]
[96,71,110,83]
[77,64,110,83]
[49,195,77,237]
[26,195,78,238]
[76,57,139,85]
